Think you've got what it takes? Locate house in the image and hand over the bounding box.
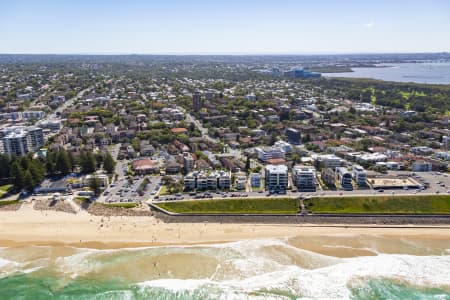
[171,127,188,135]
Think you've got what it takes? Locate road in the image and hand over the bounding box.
[179,106,247,161]
[43,86,94,121]
[153,171,450,203]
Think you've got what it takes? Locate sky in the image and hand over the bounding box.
[0,0,449,54]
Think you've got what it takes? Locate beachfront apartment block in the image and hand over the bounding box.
[235,174,247,190]
[183,170,231,191]
[352,165,367,186]
[336,167,353,190]
[292,165,317,192]
[0,126,44,156]
[264,164,288,193]
[250,173,261,188]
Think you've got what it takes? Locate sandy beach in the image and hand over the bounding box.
[1,202,449,253]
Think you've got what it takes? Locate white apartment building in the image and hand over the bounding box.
[255,147,285,162]
[184,170,231,191]
[274,141,293,155]
[250,173,261,188]
[264,164,288,193]
[0,126,44,156]
[292,165,316,192]
[336,167,353,190]
[352,165,367,186]
[235,175,247,190]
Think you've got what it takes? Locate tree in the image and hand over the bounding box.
[68,151,76,172]
[349,106,356,114]
[23,171,34,191]
[29,160,45,184]
[80,152,96,174]
[56,150,71,175]
[20,156,32,170]
[10,162,25,190]
[103,152,116,174]
[245,156,250,174]
[88,176,102,196]
[46,160,56,175]
[0,154,10,179]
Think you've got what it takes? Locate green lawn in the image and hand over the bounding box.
[0,184,13,198]
[0,200,19,207]
[157,198,300,214]
[74,196,90,202]
[103,202,137,209]
[158,186,169,196]
[307,195,450,214]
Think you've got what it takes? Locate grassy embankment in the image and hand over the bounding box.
[156,195,450,214]
[306,195,450,214]
[0,184,13,198]
[74,196,137,209]
[0,200,19,207]
[102,202,137,209]
[157,198,300,214]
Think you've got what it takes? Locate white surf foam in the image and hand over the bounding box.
[139,278,211,292]
[137,251,450,299]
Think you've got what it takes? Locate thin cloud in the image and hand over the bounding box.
[364,22,375,28]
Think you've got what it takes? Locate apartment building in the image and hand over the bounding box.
[264,164,288,193]
[352,165,367,186]
[292,165,317,192]
[314,154,346,169]
[336,167,353,190]
[250,173,261,188]
[255,147,285,162]
[183,170,231,191]
[0,126,44,156]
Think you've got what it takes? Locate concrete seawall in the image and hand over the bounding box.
[149,203,450,225]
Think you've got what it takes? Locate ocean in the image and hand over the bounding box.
[1,236,449,299]
[324,62,450,85]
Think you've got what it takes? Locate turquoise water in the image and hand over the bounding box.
[325,62,450,84]
[1,238,449,299]
[352,279,450,300]
[1,273,450,300]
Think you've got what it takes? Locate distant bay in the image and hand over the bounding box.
[324,62,450,85]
